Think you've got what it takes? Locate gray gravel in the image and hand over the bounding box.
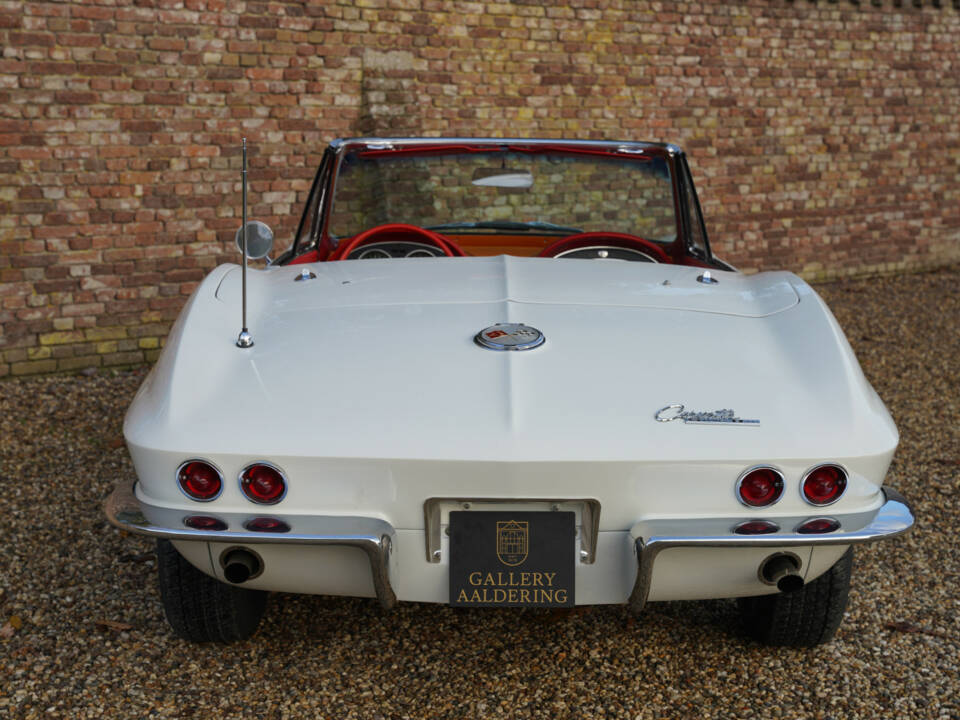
[1,267,958,719]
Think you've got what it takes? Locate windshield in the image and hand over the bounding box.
[328,149,677,243]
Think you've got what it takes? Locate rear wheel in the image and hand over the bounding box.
[156,539,267,643]
[737,547,853,647]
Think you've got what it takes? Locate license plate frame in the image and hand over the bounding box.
[448,510,575,607]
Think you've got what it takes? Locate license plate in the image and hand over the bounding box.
[448,511,575,607]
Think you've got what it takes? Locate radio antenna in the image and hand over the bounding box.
[236,137,253,348]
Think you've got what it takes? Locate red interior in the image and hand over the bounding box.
[286,141,713,268]
[537,232,673,263]
[291,226,715,267]
[327,223,466,261]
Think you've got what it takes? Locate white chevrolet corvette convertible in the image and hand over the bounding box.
[106,138,913,645]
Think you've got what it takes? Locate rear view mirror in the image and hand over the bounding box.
[234,220,274,259]
[471,168,533,189]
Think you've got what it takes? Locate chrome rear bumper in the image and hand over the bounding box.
[105,479,397,609]
[628,488,915,611]
[107,478,913,611]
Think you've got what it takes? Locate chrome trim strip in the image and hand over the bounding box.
[334,137,675,154]
[105,480,397,609]
[423,497,600,565]
[627,488,914,612]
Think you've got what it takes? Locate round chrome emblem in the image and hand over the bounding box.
[474,323,545,351]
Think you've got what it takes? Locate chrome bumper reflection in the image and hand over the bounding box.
[104,479,397,609]
[628,488,915,611]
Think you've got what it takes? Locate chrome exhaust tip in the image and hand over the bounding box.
[221,548,262,584]
[760,553,804,593]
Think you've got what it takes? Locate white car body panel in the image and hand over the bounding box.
[122,256,899,605]
[127,257,894,464]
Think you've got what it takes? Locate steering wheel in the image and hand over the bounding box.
[538,232,671,263]
[331,223,464,260]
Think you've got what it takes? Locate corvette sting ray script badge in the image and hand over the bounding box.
[655,404,760,425]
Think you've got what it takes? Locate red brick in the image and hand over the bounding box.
[8,32,55,47]
[54,91,98,105]
[0,0,957,378]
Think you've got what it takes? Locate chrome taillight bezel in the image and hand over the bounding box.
[800,463,848,506]
[795,517,841,534]
[176,459,224,502]
[735,465,786,508]
[183,515,228,531]
[244,517,291,533]
[238,461,288,505]
[733,519,780,535]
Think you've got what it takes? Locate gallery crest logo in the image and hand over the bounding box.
[496,520,528,566]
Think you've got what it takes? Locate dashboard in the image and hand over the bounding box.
[346,241,448,260]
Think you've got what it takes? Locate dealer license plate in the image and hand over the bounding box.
[448,511,575,607]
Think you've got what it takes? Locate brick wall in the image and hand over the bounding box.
[1,0,958,378]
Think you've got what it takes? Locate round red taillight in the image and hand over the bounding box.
[177,460,222,501]
[244,517,290,533]
[737,467,784,507]
[802,464,847,506]
[240,463,286,504]
[733,520,780,535]
[183,515,227,531]
[796,517,841,534]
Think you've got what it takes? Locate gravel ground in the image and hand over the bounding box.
[1,267,957,719]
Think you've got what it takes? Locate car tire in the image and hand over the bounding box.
[156,539,267,643]
[737,547,853,647]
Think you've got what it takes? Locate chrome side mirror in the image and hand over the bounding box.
[234,220,274,260]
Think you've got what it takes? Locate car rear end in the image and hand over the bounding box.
[107,258,913,643]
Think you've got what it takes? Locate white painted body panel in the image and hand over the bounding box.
[130,257,898,604]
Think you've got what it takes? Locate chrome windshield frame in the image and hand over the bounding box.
[319,137,682,255]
